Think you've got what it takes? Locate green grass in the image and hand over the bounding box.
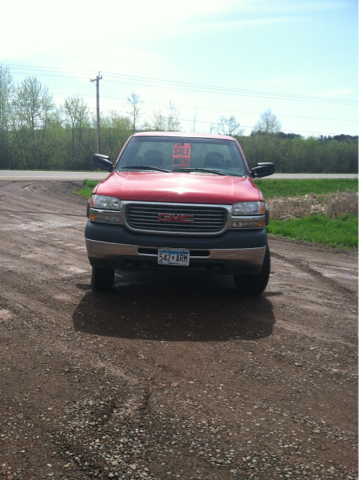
[74,186,94,199]
[83,180,101,188]
[255,179,358,199]
[267,214,358,249]
[74,180,101,199]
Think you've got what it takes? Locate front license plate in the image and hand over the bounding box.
[158,249,190,266]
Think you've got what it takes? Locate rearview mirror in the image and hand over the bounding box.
[250,162,275,178]
[93,154,114,172]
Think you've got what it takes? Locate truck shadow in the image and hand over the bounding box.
[73,272,276,342]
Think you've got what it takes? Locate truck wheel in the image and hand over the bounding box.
[91,267,114,291]
[234,245,270,295]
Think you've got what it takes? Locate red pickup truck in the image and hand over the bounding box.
[85,132,274,294]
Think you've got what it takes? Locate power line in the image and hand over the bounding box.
[3,63,357,136]
[48,90,358,123]
[4,63,357,106]
[102,76,359,106]
[103,72,358,106]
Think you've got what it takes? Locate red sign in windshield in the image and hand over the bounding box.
[172,143,191,167]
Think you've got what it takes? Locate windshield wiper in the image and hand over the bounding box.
[173,167,227,176]
[120,165,172,173]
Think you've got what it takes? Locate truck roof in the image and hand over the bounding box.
[132,131,236,141]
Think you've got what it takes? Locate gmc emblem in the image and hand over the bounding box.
[158,213,193,223]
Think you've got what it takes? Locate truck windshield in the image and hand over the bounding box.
[115,136,247,176]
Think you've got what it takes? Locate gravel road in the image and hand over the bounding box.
[0,181,357,480]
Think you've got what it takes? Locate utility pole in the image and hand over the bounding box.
[90,72,102,153]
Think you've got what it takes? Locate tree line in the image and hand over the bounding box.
[0,67,357,173]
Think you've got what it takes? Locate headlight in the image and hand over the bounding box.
[91,195,122,210]
[232,201,265,216]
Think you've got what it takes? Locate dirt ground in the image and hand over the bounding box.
[0,180,357,480]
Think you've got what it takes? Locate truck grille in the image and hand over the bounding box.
[125,203,227,234]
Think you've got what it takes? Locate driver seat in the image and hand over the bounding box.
[204,152,224,168]
[144,150,164,166]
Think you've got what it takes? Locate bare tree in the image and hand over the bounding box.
[62,95,90,167]
[151,108,168,131]
[0,66,15,169]
[150,100,181,131]
[0,66,14,131]
[11,77,55,169]
[125,92,143,132]
[209,122,217,134]
[217,115,244,136]
[14,77,54,132]
[191,111,198,133]
[63,95,89,131]
[106,110,132,131]
[167,100,181,131]
[253,108,281,134]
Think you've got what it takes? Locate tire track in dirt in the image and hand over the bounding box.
[271,251,356,298]
[0,210,85,217]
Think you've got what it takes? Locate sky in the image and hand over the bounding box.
[1,0,358,137]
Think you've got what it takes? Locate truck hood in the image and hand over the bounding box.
[95,171,263,204]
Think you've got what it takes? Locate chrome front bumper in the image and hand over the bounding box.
[86,238,266,271]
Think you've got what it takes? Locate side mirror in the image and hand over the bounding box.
[93,154,114,172]
[250,162,275,178]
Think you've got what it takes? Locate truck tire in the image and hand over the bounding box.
[91,267,114,291]
[234,245,270,295]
